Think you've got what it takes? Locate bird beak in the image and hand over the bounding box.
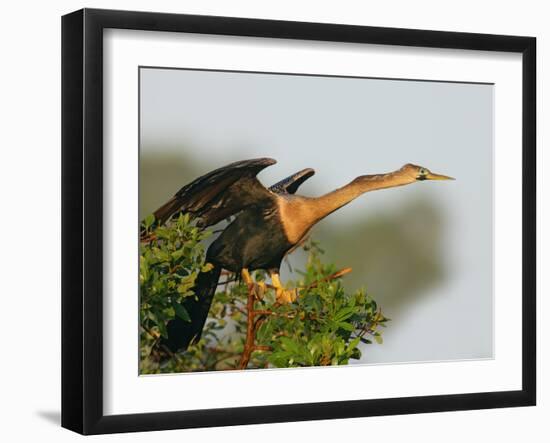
[425,172,455,181]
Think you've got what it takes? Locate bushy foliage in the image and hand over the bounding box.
[140,214,388,374]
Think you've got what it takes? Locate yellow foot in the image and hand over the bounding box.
[275,287,298,304]
[271,272,298,304]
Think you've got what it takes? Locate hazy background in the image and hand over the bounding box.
[140,67,494,365]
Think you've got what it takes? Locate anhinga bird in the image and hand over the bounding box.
[145,158,454,352]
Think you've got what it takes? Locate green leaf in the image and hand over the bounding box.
[347,336,361,351]
[333,307,358,323]
[172,302,191,322]
[144,213,155,228]
[336,321,355,332]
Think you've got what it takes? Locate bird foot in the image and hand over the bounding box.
[275,287,298,304]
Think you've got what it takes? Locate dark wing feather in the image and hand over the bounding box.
[152,158,277,227]
[269,168,315,194]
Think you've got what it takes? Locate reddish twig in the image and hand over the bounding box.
[303,267,353,290]
[238,283,258,369]
[140,232,157,243]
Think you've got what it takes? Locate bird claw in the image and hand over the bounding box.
[275,287,298,304]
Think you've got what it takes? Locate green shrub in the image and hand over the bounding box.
[140,214,388,374]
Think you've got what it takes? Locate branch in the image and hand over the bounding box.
[238,282,258,369]
[140,232,157,243]
[303,267,353,290]
[217,278,238,286]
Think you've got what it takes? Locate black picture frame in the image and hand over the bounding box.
[61,8,536,435]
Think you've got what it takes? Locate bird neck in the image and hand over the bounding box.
[310,171,414,222]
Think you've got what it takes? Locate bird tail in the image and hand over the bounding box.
[161,264,221,353]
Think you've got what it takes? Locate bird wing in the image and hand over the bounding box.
[152,158,277,227]
[269,168,315,194]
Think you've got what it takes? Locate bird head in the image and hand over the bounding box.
[400,163,455,181]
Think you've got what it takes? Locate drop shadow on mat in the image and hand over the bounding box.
[35,410,60,426]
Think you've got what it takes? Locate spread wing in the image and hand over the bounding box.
[269,168,315,194]
[151,158,277,228]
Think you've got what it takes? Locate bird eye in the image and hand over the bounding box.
[419,168,427,175]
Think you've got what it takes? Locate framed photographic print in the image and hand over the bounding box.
[61,8,536,435]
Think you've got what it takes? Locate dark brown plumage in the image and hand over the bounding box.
[153,158,277,226]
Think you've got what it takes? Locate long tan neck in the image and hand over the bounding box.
[277,170,415,245]
[309,171,414,222]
